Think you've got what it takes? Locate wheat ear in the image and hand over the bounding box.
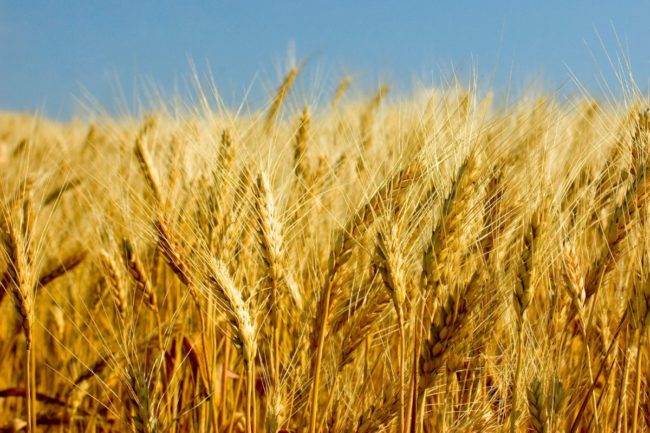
[210,259,257,433]
[360,85,389,151]
[133,121,163,204]
[293,106,311,183]
[417,272,479,432]
[19,189,36,433]
[99,250,127,323]
[375,225,407,433]
[121,239,157,312]
[37,249,86,290]
[331,75,352,109]
[265,67,299,134]
[422,152,478,299]
[121,238,166,357]
[206,129,235,248]
[3,205,36,432]
[154,217,192,287]
[527,379,547,433]
[585,111,650,298]
[510,213,540,433]
[255,171,301,386]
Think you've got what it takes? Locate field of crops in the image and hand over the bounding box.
[1,71,649,432]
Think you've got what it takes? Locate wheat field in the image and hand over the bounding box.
[0,71,649,433]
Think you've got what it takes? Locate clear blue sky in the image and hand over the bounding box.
[0,1,648,119]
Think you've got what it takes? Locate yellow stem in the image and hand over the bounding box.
[509,326,523,433]
[246,362,255,433]
[398,313,405,433]
[308,279,333,433]
[631,328,644,433]
[26,346,33,433]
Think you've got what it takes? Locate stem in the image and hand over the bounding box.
[308,279,333,433]
[443,372,450,432]
[246,362,255,433]
[416,391,426,433]
[272,278,280,390]
[364,336,369,387]
[273,314,280,388]
[578,315,601,431]
[398,312,405,433]
[287,372,298,428]
[228,367,245,433]
[615,342,629,433]
[26,346,33,433]
[191,290,219,433]
[252,367,257,433]
[154,311,174,432]
[631,328,644,433]
[408,301,425,433]
[219,339,230,428]
[509,326,523,433]
[317,376,339,433]
[31,345,36,432]
[155,311,165,362]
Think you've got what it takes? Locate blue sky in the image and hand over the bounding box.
[0,1,648,119]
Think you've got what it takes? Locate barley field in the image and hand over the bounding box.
[1,71,649,433]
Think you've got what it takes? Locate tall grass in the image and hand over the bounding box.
[0,72,649,433]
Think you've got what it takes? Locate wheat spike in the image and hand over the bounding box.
[265,67,299,133]
[99,250,127,322]
[122,239,157,312]
[527,379,547,433]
